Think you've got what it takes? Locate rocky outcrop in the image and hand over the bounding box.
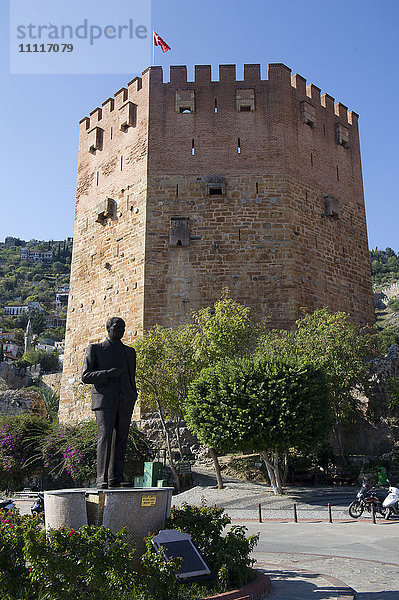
[369,344,399,381]
[137,413,200,459]
[0,389,46,417]
[0,362,35,389]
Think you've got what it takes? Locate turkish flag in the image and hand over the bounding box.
[153,31,171,53]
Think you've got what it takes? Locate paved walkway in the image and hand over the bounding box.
[173,467,399,599]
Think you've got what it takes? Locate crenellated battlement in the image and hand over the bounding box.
[79,63,357,131]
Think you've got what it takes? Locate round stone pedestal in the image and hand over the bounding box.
[44,487,174,561]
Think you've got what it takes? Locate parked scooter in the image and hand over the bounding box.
[0,496,16,512]
[31,493,44,517]
[382,482,399,519]
[348,481,386,518]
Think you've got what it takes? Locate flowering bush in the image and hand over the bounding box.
[0,415,51,491]
[0,509,41,599]
[40,420,151,487]
[0,415,151,491]
[40,420,97,485]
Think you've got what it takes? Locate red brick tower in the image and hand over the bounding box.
[59,63,374,422]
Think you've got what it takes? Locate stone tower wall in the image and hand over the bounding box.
[60,63,374,423]
[143,63,373,328]
[60,73,151,422]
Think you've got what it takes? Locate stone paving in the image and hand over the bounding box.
[173,467,399,599]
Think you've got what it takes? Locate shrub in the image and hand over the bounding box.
[23,348,59,372]
[375,325,399,355]
[37,420,151,488]
[0,415,51,491]
[25,525,137,600]
[0,415,151,491]
[0,512,182,600]
[139,537,181,600]
[0,506,255,598]
[0,510,41,599]
[388,298,399,313]
[214,525,258,588]
[166,502,258,589]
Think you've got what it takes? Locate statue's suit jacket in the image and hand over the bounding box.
[81,339,137,411]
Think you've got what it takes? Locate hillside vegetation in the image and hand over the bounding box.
[0,238,72,309]
[0,238,72,341]
[370,247,399,288]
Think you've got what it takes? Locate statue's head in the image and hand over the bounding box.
[106,317,125,341]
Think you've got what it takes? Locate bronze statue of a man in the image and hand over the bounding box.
[82,317,138,489]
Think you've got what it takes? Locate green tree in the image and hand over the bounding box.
[134,325,198,491]
[192,289,259,368]
[186,357,330,494]
[257,308,376,462]
[190,291,261,487]
[15,312,29,329]
[30,312,46,334]
[135,292,260,490]
[52,261,66,274]
[387,298,399,312]
[23,348,59,372]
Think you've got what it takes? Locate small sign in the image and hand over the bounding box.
[152,530,211,579]
[141,494,156,507]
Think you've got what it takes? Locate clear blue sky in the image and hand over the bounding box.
[1,0,398,251]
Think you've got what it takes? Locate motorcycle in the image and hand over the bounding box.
[0,497,16,512]
[348,481,386,518]
[31,493,44,517]
[382,483,399,520]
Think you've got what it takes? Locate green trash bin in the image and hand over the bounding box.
[378,467,388,486]
[143,462,164,487]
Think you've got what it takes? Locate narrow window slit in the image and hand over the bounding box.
[110,127,113,140]
[237,137,241,154]
[310,153,313,166]
[176,184,179,197]
[256,182,259,195]
[336,165,339,181]
[120,156,123,171]
[214,99,218,113]
[238,228,241,241]
[191,139,195,156]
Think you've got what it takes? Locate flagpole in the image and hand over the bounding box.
[152,31,155,66]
